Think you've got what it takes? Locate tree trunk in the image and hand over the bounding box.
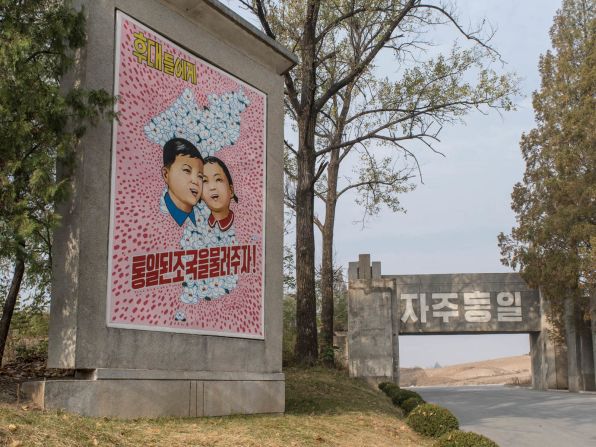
[294,115,318,365]
[0,256,26,365]
[320,149,339,365]
[293,0,320,366]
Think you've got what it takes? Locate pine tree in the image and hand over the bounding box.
[499,0,595,335]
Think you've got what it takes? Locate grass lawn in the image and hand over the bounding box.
[0,368,432,446]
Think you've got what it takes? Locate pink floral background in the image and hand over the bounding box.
[107,14,265,337]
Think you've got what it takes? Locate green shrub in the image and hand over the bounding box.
[401,396,425,414]
[406,403,459,437]
[378,382,401,398]
[391,388,422,406]
[378,382,393,392]
[434,430,499,447]
[378,382,399,393]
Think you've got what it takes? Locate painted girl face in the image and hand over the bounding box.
[201,161,233,216]
[162,154,204,213]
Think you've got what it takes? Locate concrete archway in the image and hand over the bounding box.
[347,254,594,391]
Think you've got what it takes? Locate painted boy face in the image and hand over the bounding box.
[162,155,203,213]
[202,162,233,216]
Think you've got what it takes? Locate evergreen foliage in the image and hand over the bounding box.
[401,396,425,415]
[434,430,499,447]
[390,388,423,407]
[498,0,595,334]
[0,0,115,362]
[406,403,459,438]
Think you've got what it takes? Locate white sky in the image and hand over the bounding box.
[227,0,562,367]
[335,0,562,367]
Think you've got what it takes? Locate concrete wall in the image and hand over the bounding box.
[34,0,295,418]
[22,377,284,418]
[348,279,399,383]
[389,273,541,334]
[48,0,293,374]
[347,255,399,383]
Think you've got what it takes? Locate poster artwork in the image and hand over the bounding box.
[107,12,266,338]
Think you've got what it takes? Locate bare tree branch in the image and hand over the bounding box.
[337,176,413,199]
[413,3,503,61]
[313,160,329,185]
[252,0,301,113]
[285,139,298,156]
[315,7,368,44]
[314,0,417,113]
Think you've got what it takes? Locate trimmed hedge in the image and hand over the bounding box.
[406,403,459,437]
[391,388,423,406]
[401,396,424,415]
[378,382,396,393]
[434,430,499,447]
[378,383,401,401]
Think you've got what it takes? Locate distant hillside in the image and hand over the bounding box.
[400,355,531,387]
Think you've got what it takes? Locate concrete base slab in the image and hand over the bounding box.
[21,375,285,418]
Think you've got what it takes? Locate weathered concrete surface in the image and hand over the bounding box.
[347,279,399,382]
[530,292,568,390]
[48,0,291,373]
[389,273,541,334]
[31,0,295,418]
[347,254,580,391]
[565,298,596,391]
[22,377,284,418]
[415,386,596,447]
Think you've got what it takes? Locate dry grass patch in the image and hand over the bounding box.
[0,368,433,447]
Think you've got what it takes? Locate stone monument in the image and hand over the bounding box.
[347,254,574,391]
[23,0,296,418]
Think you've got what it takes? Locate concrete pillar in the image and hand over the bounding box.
[530,330,568,390]
[531,291,568,390]
[565,298,579,391]
[358,254,372,280]
[565,297,582,392]
[371,262,382,279]
[348,262,359,281]
[591,292,596,389]
[348,255,399,384]
[578,310,595,391]
[564,296,596,391]
[530,331,547,390]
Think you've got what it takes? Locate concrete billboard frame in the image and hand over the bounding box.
[23,0,297,418]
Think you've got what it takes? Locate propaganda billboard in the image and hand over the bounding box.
[107,11,266,338]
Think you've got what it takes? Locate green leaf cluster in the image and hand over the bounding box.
[498,0,595,333]
[434,430,499,447]
[0,0,115,307]
[406,403,459,438]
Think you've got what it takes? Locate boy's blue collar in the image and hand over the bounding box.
[164,191,196,226]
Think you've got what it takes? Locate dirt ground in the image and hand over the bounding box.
[400,354,531,387]
[0,358,72,404]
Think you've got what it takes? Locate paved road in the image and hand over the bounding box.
[414,386,596,447]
